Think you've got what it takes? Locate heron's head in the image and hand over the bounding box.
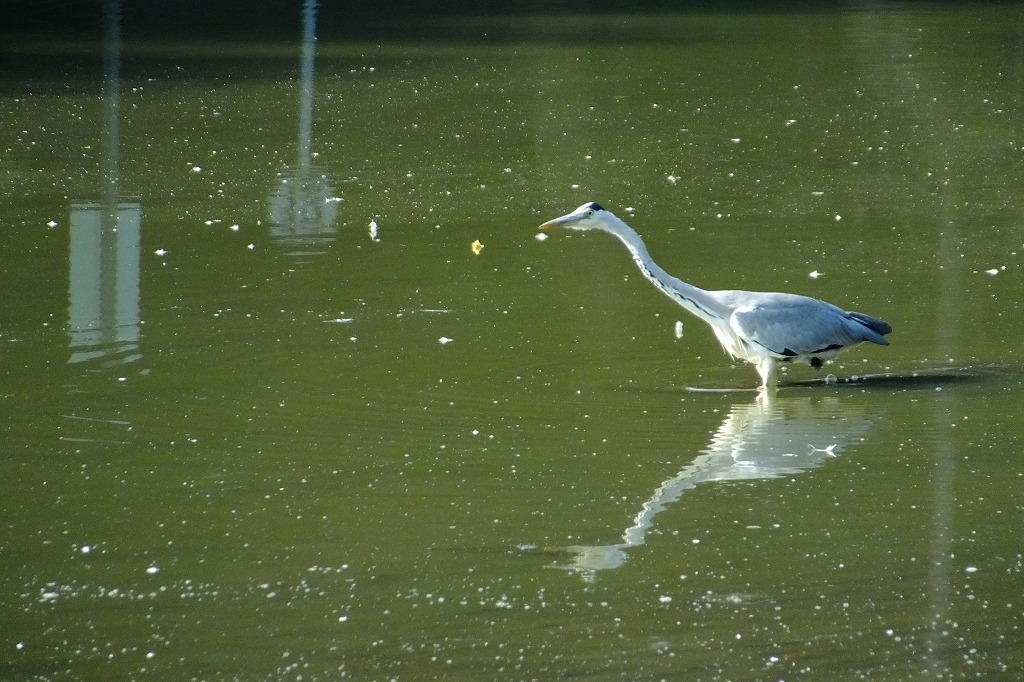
[538,202,608,231]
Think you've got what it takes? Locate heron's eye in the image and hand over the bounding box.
[585,210,594,217]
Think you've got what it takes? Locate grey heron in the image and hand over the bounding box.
[539,202,892,390]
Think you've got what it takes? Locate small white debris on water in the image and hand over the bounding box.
[808,443,838,456]
[666,174,679,184]
[965,566,979,573]
[674,321,684,339]
[47,220,58,228]
[809,270,822,278]
[229,224,240,231]
[834,214,842,222]
[439,337,453,345]
[247,243,255,250]
[785,119,797,126]
[191,166,202,173]
[154,249,167,256]
[535,232,548,241]
[625,207,635,214]
[984,268,999,275]
[80,545,91,554]
[730,138,741,143]
[369,219,380,242]
[658,595,672,604]
[146,565,159,574]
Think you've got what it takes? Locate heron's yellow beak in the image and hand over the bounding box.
[538,213,576,230]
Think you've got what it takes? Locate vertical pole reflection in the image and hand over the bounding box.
[68,0,142,367]
[924,208,959,678]
[266,0,339,255]
[921,46,962,682]
[297,0,316,174]
[101,0,120,206]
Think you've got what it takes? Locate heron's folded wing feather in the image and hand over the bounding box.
[729,300,857,358]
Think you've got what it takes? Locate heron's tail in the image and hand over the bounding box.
[847,312,892,345]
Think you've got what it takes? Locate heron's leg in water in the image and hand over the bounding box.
[756,357,779,389]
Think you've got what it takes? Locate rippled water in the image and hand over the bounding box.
[3,5,1024,680]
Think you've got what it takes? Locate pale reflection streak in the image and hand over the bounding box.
[68,0,142,368]
[266,0,339,255]
[850,11,963,675]
[555,395,875,581]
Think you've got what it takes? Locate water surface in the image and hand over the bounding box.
[3,5,1024,680]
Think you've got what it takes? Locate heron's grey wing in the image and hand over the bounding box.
[728,298,866,358]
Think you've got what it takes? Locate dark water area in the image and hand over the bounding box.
[3,2,1024,680]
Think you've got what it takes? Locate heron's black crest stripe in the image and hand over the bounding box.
[587,202,605,211]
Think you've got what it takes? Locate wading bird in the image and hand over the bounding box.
[539,202,892,390]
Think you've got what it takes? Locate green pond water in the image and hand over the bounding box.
[2,5,1024,680]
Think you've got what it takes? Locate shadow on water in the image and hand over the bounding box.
[543,393,881,582]
[684,364,1017,394]
[782,363,1019,390]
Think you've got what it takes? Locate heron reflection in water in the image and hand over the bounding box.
[552,395,876,581]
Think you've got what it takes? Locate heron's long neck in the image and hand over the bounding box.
[604,216,729,324]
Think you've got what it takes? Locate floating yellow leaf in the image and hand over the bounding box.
[471,239,484,255]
